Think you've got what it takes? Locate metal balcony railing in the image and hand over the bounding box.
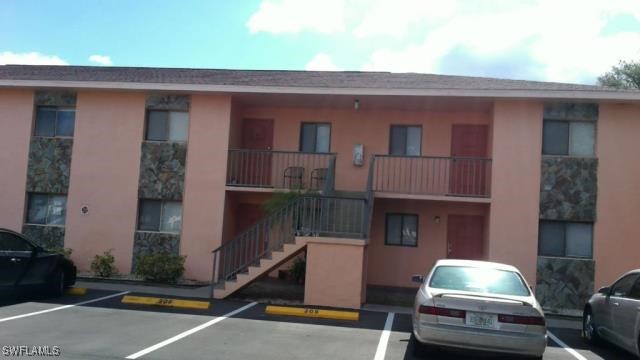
[210,195,368,285]
[368,155,492,197]
[226,149,336,193]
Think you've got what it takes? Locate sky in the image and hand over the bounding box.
[1,0,640,84]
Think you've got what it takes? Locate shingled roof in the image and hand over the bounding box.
[1,65,639,100]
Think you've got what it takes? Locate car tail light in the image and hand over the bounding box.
[498,314,545,326]
[419,305,466,318]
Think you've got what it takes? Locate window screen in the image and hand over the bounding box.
[34,107,75,137]
[385,214,418,247]
[300,123,331,153]
[138,200,182,233]
[538,220,593,258]
[542,120,569,155]
[146,111,188,142]
[390,126,421,155]
[543,120,595,156]
[26,193,67,226]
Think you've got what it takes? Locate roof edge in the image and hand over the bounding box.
[1,79,640,101]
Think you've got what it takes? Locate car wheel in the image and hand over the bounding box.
[49,270,64,298]
[583,308,600,345]
[411,335,435,358]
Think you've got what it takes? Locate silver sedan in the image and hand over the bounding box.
[411,259,547,359]
[583,269,640,358]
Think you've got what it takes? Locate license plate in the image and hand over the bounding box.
[466,312,497,329]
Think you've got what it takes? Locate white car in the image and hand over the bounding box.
[412,259,547,359]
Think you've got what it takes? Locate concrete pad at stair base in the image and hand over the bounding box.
[303,237,367,309]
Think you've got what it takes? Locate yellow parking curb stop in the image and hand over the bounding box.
[265,305,359,321]
[121,295,210,310]
[65,287,87,296]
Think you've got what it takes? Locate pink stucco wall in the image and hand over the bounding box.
[594,103,640,287]
[181,95,232,280]
[367,198,489,288]
[0,90,33,232]
[488,101,543,284]
[304,238,366,309]
[65,91,146,274]
[237,107,492,192]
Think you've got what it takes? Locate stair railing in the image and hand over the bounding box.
[210,194,368,291]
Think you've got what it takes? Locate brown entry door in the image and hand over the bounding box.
[447,215,484,260]
[449,124,488,196]
[240,118,274,186]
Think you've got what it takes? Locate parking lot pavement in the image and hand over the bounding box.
[0,289,636,360]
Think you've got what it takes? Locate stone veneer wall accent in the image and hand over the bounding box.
[539,157,598,221]
[138,141,186,200]
[145,95,190,111]
[22,224,65,249]
[543,103,598,121]
[35,91,77,107]
[535,256,595,315]
[26,137,73,193]
[132,231,181,269]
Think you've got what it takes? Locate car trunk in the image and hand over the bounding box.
[429,292,544,334]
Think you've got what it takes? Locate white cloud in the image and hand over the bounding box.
[249,0,640,83]
[88,54,112,66]
[305,53,340,71]
[0,51,67,65]
[247,0,346,34]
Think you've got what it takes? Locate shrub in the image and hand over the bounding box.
[135,254,186,283]
[289,256,306,284]
[90,250,117,277]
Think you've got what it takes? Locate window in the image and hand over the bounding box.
[145,110,189,142]
[138,200,182,233]
[538,221,593,258]
[542,120,595,156]
[25,193,67,226]
[610,274,640,297]
[429,266,530,297]
[385,214,418,247]
[390,125,421,156]
[0,232,33,252]
[34,107,75,137]
[300,123,330,153]
[628,278,640,300]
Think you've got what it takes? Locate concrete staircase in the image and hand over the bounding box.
[212,238,308,299]
[210,195,370,299]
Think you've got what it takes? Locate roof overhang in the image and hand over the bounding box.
[1,79,640,102]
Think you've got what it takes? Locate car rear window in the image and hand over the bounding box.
[429,265,530,297]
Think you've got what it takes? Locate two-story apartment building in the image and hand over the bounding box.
[1,65,639,313]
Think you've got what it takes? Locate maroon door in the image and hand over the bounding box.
[447,215,485,260]
[227,203,266,274]
[449,124,488,196]
[235,203,265,236]
[239,118,274,186]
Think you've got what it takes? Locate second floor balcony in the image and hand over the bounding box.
[368,155,492,198]
[226,149,336,192]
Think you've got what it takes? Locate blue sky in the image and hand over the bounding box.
[2,0,640,84]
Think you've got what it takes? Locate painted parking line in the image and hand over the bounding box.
[265,305,359,321]
[0,291,130,323]
[373,312,395,360]
[122,295,210,310]
[125,301,258,359]
[547,330,588,360]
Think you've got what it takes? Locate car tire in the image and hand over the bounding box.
[411,335,435,358]
[583,308,600,345]
[49,270,64,298]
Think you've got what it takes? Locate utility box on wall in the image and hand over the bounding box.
[353,144,364,166]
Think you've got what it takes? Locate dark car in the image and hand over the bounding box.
[0,228,76,298]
